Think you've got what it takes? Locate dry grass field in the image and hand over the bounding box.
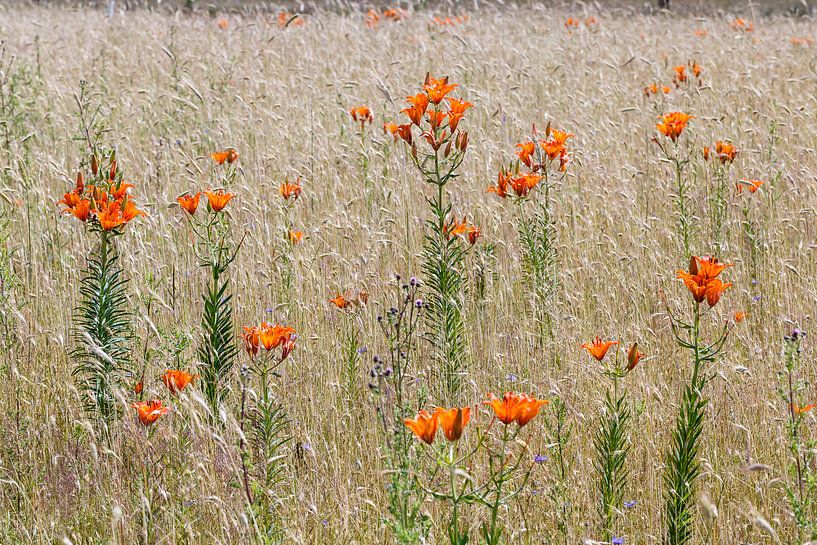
[0,4,815,545]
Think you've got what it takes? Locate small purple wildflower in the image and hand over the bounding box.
[623,500,637,509]
[612,537,625,545]
[533,454,548,463]
[506,373,518,383]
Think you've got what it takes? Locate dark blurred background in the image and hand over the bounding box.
[1,0,815,16]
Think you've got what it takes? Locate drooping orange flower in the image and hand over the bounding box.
[446,97,472,132]
[580,337,620,362]
[736,179,764,194]
[690,62,702,78]
[434,406,471,441]
[288,229,303,244]
[279,179,302,201]
[656,112,694,141]
[676,255,733,307]
[404,410,438,444]
[516,141,536,168]
[134,380,143,395]
[714,141,738,164]
[242,326,261,357]
[205,189,235,212]
[350,105,373,127]
[702,146,710,161]
[626,343,645,372]
[210,148,239,165]
[734,311,748,323]
[161,369,197,394]
[704,278,731,307]
[422,75,458,104]
[132,400,170,426]
[177,192,201,215]
[467,225,481,245]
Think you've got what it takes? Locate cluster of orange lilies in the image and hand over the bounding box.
[328,289,369,310]
[405,392,548,445]
[702,140,738,164]
[365,7,407,28]
[581,337,645,372]
[644,61,701,97]
[676,255,733,308]
[349,105,373,128]
[487,128,573,199]
[58,159,146,231]
[278,176,304,244]
[564,16,598,30]
[241,323,297,359]
[132,369,197,426]
[656,111,694,142]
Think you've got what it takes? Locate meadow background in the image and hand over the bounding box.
[0,2,815,544]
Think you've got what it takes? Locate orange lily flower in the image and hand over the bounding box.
[329,294,352,309]
[516,141,536,168]
[162,369,197,394]
[177,192,201,215]
[94,201,124,231]
[731,18,754,32]
[626,343,645,371]
[110,183,134,200]
[404,410,438,444]
[508,173,542,198]
[565,17,580,28]
[734,311,747,323]
[446,97,472,132]
[422,75,458,104]
[134,380,143,395]
[792,403,816,415]
[514,394,548,427]
[435,406,471,441]
[484,392,547,427]
[737,179,764,194]
[242,326,261,357]
[487,171,511,198]
[216,17,229,30]
[288,229,303,244]
[656,112,694,141]
[279,179,302,201]
[714,141,738,164]
[205,189,235,212]
[350,105,373,127]
[210,148,239,165]
[467,225,481,245]
[63,198,92,222]
[581,337,620,361]
[132,400,170,426]
[673,65,687,85]
[402,93,429,125]
[702,146,710,161]
[259,323,296,351]
[426,109,447,130]
[677,255,733,306]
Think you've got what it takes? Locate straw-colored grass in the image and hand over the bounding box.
[0,5,815,544]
